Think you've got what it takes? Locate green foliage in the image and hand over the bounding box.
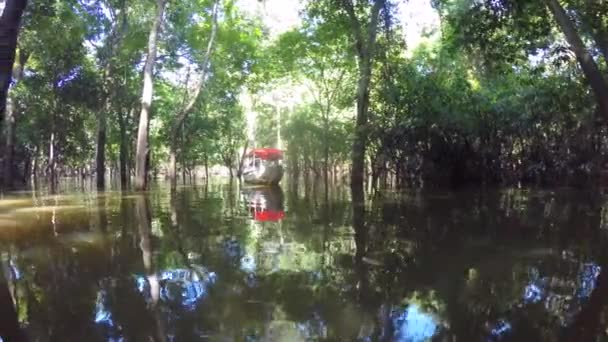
[5,0,262,183]
[5,0,608,188]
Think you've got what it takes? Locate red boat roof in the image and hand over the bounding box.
[246,148,283,160]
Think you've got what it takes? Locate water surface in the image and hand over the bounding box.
[0,182,607,341]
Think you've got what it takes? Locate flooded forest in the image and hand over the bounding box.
[0,0,608,341]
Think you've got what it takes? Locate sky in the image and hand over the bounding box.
[236,0,441,48]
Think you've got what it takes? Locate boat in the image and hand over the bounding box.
[241,148,284,185]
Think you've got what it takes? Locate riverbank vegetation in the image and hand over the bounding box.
[0,0,606,192]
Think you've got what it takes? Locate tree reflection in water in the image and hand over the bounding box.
[0,185,607,340]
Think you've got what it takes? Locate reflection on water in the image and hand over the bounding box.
[242,186,284,222]
[0,183,608,340]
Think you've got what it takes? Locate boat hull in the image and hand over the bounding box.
[242,164,283,185]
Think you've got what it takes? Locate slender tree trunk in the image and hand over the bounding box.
[343,0,384,198]
[544,0,608,117]
[134,0,166,191]
[291,153,300,193]
[21,152,29,184]
[324,113,329,204]
[31,145,37,186]
[169,146,177,191]
[237,140,248,177]
[0,0,26,118]
[96,103,107,189]
[118,109,129,190]
[204,152,209,180]
[49,131,56,193]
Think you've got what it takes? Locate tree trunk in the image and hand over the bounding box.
[96,105,107,189]
[134,0,166,191]
[49,131,56,193]
[118,109,129,190]
[544,0,608,117]
[181,157,186,185]
[343,0,384,198]
[237,139,248,177]
[31,145,37,186]
[0,0,26,118]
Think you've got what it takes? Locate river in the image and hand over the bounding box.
[0,181,606,341]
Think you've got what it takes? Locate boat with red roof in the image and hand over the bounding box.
[241,148,284,185]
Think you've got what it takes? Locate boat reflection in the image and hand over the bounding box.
[241,186,284,222]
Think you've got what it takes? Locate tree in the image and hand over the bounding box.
[272,19,354,202]
[436,0,608,119]
[542,0,608,118]
[0,0,27,189]
[134,0,166,191]
[168,0,219,191]
[339,0,386,197]
[94,0,129,190]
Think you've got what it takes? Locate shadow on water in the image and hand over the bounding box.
[1,181,608,340]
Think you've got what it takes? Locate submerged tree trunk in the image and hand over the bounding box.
[0,0,26,118]
[343,0,384,198]
[134,0,166,191]
[544,0,608,118]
